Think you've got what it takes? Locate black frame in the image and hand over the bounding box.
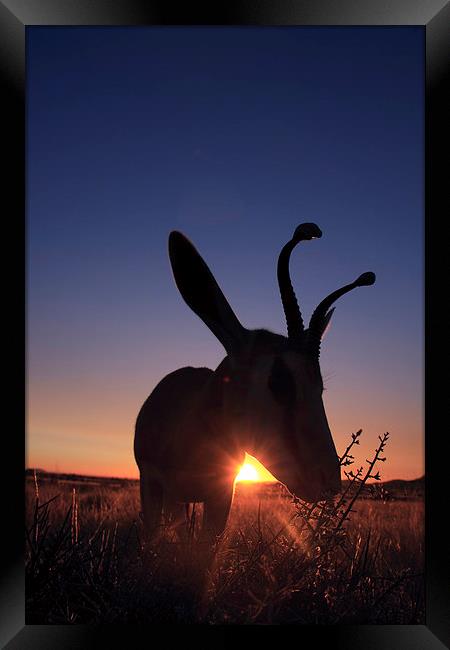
[2,0,448,647]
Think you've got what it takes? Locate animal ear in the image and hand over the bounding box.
[168,231,249,353]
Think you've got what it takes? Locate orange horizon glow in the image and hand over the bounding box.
[27,435,424,484]
[26,453,279,483]
[27,379,424,484]
[25,449,424,485]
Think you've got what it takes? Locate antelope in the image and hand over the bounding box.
[134,224,375,540]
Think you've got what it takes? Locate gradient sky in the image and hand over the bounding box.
[27,26,424,481]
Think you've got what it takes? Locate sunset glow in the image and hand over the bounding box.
[235,455,278,483]
[236,463,258,482]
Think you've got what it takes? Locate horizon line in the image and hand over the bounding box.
[25,466,425,485]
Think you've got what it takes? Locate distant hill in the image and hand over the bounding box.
[25,468,139,487]
[381,476,424,492]
[341,475,424,500]
[26,469,424,500]
[237,475,424,500]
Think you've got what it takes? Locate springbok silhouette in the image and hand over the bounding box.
[134,224,375,540]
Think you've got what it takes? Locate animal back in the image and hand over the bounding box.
[134,366,213,466]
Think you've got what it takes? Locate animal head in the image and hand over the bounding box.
[168,225,375,502]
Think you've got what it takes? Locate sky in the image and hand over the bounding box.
[27,26,424,482]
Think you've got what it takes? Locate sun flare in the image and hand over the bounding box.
[235,455,278,483]
[236,463,259,482]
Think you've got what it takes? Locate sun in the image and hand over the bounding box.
[234,454,278,483]
[235,463,259,482]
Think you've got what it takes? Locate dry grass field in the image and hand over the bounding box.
[25,432,424,624]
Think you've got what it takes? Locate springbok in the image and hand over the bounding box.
[134,224,375,540]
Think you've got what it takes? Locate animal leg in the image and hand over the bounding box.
[163,498,190,541]
[139,463,163,540]
[203,486,234,542]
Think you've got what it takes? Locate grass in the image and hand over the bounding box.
[25,430,424,624]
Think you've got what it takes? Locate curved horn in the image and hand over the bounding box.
[277,223,322,340]
[307,272,376,356]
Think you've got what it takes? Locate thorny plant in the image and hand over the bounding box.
[292,430,390,555]
[203,430,423,623]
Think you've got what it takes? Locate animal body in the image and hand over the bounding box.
[134,224,375,540]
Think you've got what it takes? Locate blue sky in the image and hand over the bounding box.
[27,27,424,479]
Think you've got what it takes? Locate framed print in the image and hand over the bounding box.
[1,0,448,647]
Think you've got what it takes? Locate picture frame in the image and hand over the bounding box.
[1,0,448,646]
